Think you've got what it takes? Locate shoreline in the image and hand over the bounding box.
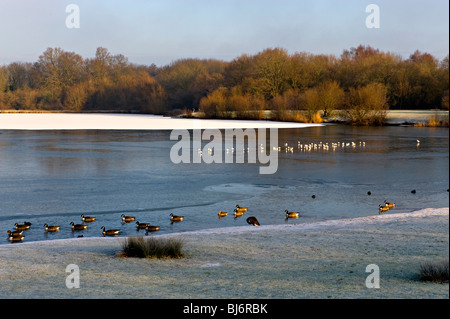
[1,208,448,299]
[2,207,447,248]
[0,110,448,130]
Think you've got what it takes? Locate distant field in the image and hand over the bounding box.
[385,110,449,123]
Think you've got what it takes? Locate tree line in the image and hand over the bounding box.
[1,45,448,125]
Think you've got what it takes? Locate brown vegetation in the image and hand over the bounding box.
[120,236,184,259]
[1,45,448,125]
[419,260,449,283]
[414,112,450,127]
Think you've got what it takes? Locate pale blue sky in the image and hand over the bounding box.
[0,0,448,66]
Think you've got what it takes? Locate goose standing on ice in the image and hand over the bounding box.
[384,200,396,208]
[70,222,87,231]
[121,214,135,224]
[81,214,96,222]
[170,213,184,222]
[15,223,30,231]
[233,209,244,219]
[101,226,120,237]
[285,210,300,219]
[44,224,60,232]
[246,216,260,226]
[379,205,389,214]
[218,211,228,219]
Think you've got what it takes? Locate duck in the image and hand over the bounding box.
[235,205,248,212]
[70,222,87,231]
[44,224,60,232]
[379,205,390,214]
[384,200,396,208]
[23,221,32,226]
[136,221,150,229]
[121,214,135,223]
[7,230,23,237]
[101,226,120,237]
[285,210,300,219]
[411,189,416,194]
[15,223,30,231]
[311,195,316,199]
[9,234,25,243]
[218,210,228,217]
[233,208,244,217]
[170,213,184,222]
[81,214,96,222]
[246,216,260,226]
[145,225,160,233]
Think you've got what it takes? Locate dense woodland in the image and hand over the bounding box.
[1,45,448,124]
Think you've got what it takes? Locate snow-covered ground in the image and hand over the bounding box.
[0,113,323,130]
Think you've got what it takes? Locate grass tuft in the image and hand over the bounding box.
[419,260,449,283]
[121,236,184,259]
[414,113,449,127]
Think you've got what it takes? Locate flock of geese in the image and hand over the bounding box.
[8,186,450,243]
[5,205,262,243]
[6,213,180,243]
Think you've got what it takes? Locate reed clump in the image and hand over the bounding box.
[120,236,184,259]
[419,260,449,283]
[414,113,449,127]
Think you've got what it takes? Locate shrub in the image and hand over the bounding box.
[121,236,184,259]
[414,113,449,127]
[419,260,449,283]
[341,83,389,125]
[310,112,323,123]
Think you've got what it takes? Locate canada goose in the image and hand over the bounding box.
[81,214,96,222]
[7,230,23,237]
[285,210,300,218]
[235,205,247,212]
[70,222,87,231]
[101,226,120,237]
[384,200,396,208]
[121,214,135,223]
[218,210,228,217]
[246,216,260,226]
[379,205,390,214]
[145,225,160,233]
[44,224,60,232]
[9,234,24,243]
[170,213,184,222]
[14,223,30,231]
[233,209,244,218]
[136,221,150,229]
